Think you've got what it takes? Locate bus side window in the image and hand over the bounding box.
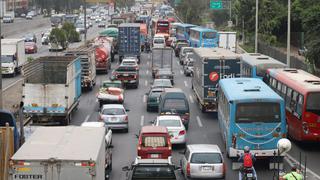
[296,94,304,119]
[277,82,282,95]
[291,91,298,113]
[272,78,278,90]
[281,85,287,101]
[286,88,292,109]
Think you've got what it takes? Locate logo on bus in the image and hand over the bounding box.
[209,72,219,82]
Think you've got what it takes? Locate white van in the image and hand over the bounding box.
[153,34,166,48]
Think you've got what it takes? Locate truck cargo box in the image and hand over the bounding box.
[118,23,141,61]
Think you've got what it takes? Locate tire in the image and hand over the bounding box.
[124,128,129,133]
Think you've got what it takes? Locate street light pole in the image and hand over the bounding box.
[287,0,291,67]
[255,0,258,53]
[84,0,87,44]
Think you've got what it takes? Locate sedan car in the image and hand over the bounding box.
[146,88,164,112]
[151,79,173,89]
[154,115,187,145]
[181,144,225,179]
[25,42,37,54]
[99,104,129,132]
[155,68,174,85]
[23,33,37,43]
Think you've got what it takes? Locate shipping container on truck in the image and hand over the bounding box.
[1,39,26,77]
[22,56,82,125]
[65,46,97,91]
[118,23,141,63]
[9,126,111,180]
[151,47,173,78]
[192,48,241,112]
[218,31,237,53]
[94,36,113,73]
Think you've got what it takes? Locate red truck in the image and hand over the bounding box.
[137,126,172,159]
[111,65,139,88]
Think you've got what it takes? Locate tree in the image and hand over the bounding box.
[49,28,68,49]
[176,0,208,24]
[62,22,80,43]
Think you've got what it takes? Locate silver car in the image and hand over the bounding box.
[181,144,225,179]
[99,104,129,132]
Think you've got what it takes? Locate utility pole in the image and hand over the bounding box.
[286,0,291,67]
[0,16,2,109]
[255,0,259,53]
[84,0,87,44]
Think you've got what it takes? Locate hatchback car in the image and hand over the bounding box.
[155,68,174,85]
[23,33,37,43]
[181,144,225,179]
[99,104,129,132]
[154,115,186,145]
[146,88,164,112]
[151,79,173,89]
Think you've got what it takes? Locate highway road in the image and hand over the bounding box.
[3,16,320,180]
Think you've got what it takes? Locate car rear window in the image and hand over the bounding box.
[158,120,181,127]
[142,136,167,147]
[102,108,125,115]
[190,153,222,164]
[132,165,176,179]
[163,99,187,110]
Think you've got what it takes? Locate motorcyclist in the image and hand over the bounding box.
[238,146,256,178]
[282,165,303,180]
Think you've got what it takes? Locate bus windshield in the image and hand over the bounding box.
[202,32,216,39]
[307,92,320,112]
[236,102,281,123]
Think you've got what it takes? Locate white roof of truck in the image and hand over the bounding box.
[1,38,24,44]
[193,48,239,60]
[12,126,105,161]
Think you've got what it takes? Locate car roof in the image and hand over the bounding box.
[102,104,125,109]
[156,115,181,121]
[81,122,105,127]
[141,125,168,133]
[187,144,222,153]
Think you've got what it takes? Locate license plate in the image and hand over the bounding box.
[123,80,128,83]
[110,117,117,122]
[150,154,159,158]
[202,166,213,171]
[123,74,129,76]
[247,173,253,178]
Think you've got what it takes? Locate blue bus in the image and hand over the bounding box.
[189,27,219,48]
[218,78,286,166]
[241,53,287,81]
[175,23,197,41]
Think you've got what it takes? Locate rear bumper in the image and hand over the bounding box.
[190,172,224,179]
[105,122,128,130]
[171,135,186,144]
[229,148,284,158]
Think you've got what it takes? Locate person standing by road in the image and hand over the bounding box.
[282,165,303,180]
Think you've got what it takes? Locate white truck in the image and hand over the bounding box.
[22,56,82,125]
[218,31,237,53]
[9,126,112,180]
[1,39,26,77]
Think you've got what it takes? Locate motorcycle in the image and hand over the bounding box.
[239,167,257,180]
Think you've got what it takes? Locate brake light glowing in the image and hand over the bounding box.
[179,130,186,136]
[186,162,191,176]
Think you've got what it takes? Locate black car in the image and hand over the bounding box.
[122,157,179,180]
[23,33,37,43]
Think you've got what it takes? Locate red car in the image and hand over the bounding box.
[25,42,37,54]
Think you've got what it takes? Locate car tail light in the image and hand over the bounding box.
[118,95,123,102]
[134,74,137,79]
[232,134,237,148]
[186,162,191,176]
[179,130,186,136]
[223,162,226,175]
[124,116,128,122]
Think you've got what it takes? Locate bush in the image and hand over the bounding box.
[49,28,68,48]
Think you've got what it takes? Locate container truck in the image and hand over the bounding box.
[1,39,26,77]
[151,48,173,78]
[22,56,81,125]
[65,46,97,90]
[9,126,112,180]
[218,31,237,53]
[118,23,141,63]
[192,48,241,112]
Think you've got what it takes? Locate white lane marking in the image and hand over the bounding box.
[145,80,148,86]
[146,70,149,75]
[285,154,320,179]
[140,116,144,126]
[143,95,147,103]
[84,114,91,122]
[180,70,183,74]
[177,61,180,65]
[196,116,203,127]
[189,95,194,104]
[184,81,188,87]
[3,78,23,91]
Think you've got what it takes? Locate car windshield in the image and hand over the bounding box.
[142,136,167,147]
[132,165,176,179]
[191,153,222,164]
[102,82,121,88]
[150,91,163,97]
[154,80,172,87]
[25,42,34,46]
[158,119,181,127]
[236,102,281,123]
[102,108,125,115]
[1,55,14,63]
[306,92,320,113]
[122,61,136,65]
[164,99,187,110]
[202,32,216,39]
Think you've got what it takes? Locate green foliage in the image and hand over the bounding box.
[176,0,208,24]
[27,57,34,63]
[62,22,80,43]
[49,28,68,49]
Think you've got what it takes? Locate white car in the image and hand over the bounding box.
[41,32,50,45]
[181,144,225,179]
[99,104,129,132]
[154,115,186,145]
[153,37,166,48]
[121,58,139,69]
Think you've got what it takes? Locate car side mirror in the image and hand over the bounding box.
[125,109,130,112]
[122,166,130,171]
[135,134,139,138]
[108,145,114,148]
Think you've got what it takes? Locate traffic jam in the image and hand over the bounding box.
[1,2,320,180]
